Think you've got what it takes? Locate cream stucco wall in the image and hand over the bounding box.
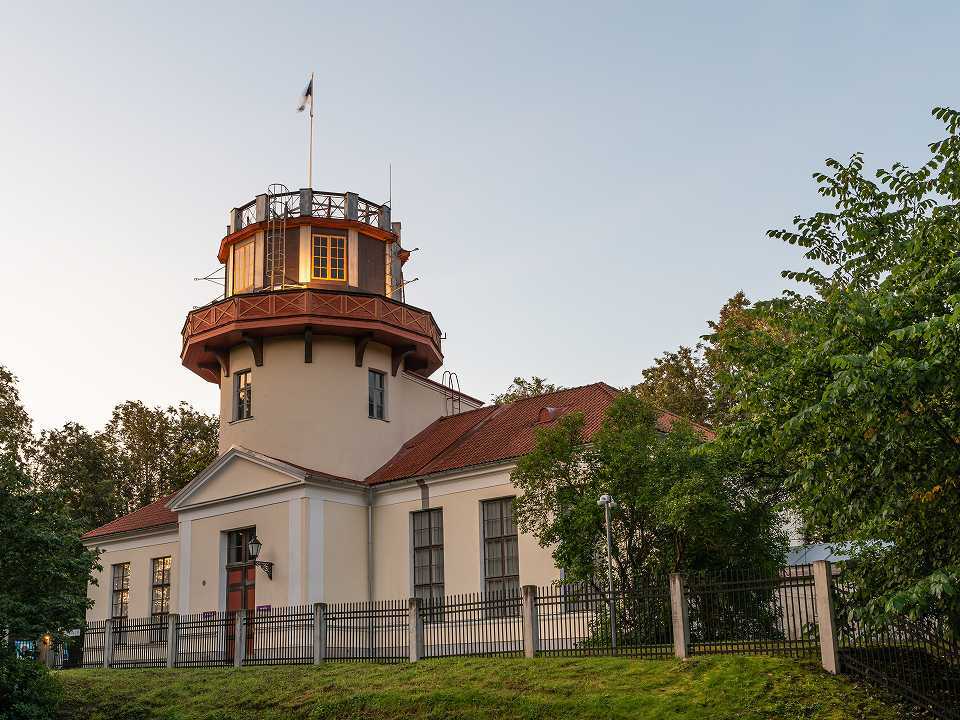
[323,500,369,603]
[218,337,466,480]
[372,466,561,600]
[186,456,299,506]
[86,533,179,622]
[186,499,290,612]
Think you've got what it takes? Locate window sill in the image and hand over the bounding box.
[229,416,255,425]
[368,416,390,423]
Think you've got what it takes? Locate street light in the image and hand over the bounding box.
[247,535,274,580]
[597,494,617,648]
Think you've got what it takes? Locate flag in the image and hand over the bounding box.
[297,77,313,113]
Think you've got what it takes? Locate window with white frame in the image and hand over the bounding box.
[368,369,386,420]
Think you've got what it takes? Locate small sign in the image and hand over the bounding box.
[256,604,272,612]
[201,611,216,619]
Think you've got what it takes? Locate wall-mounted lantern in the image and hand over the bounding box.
[247,535,273,580]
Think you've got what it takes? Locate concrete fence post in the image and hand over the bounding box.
[313,603,327,664]
[521,585,539,658]
[813,560,840,674]
[408,597,424,662]
[669,573,690,660]
[103,618,114,669]
[165,614,179,668]
[233,609,246,668]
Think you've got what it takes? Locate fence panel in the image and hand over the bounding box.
[423,590,524,658]
[326,600,408,662]
[80,621,106,668]
[536,582,673,658]
[176,611,234,668]
[833,577,960,719]
[685,565,819,657]
[245,605,313,665]
[109,616,168,668]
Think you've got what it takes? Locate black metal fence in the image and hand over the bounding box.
[176,611,234,668]
[685,565,819,657]
[423,591,524,658]
[833,577,960,719]
[536,582,673,658]
[110,617,168,668]
[326,600,408,663]
[245,605,313,665]
[80,621,106,668]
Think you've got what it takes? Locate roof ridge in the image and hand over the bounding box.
[497,381,612,407]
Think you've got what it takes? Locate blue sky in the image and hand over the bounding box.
[1,1,957,430]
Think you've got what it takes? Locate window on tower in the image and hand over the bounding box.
[234,370,252,421]
[233,239,255,293]
[368,369,386,420]
[312,234,346,281]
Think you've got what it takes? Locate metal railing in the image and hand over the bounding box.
[326,600,408,663]
[423,591,524,658]
[230,189,389,233]
[110,617,168,668]
[175,611,233,668]
[535,582,673,658]
[80,621,106,668]
[833,577,960,719]
[684,565,819,657]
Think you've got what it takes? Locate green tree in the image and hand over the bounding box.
[510,393,785,590]
[0,366,33,467]
[491,376,563,405]
[35,423,121,532]
[105,400,218,513]
[715,106,960,623]
[632,292,755,427]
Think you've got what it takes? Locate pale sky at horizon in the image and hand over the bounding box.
[1,1,957,433]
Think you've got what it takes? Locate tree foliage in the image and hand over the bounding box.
[491,376,563,405]
[0,367,33,467]
[511,393,785,589]
[713,106,960,624]
[632,292,755,427]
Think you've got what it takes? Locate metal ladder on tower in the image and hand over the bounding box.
[442,370,462,416]
[265,183,289,289]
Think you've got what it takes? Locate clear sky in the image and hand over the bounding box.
[1,1,957,431]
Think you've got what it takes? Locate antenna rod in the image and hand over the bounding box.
[308,71,314,188]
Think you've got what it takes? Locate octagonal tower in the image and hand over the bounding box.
[181,186,470,480]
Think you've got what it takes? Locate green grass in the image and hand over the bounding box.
[56,656,902,720]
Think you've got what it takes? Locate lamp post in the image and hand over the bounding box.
[597,494,617,648]
[247,535,274,580]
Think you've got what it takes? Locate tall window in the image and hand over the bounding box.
[111,562,130,645]
[111,563,130,619]
[234,370,252,421]
[368,370,386,420]
[312,234,346,281]
[151,557,172,642]
[233,239,255,293]
[482,498,520,599]
[412,509,444,619]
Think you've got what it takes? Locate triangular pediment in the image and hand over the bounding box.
[169,446,310,510]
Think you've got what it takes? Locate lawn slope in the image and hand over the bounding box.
[57,655,900,720]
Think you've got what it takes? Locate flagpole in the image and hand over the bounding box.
[308,71,314,189]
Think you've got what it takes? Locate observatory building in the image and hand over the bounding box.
[81,185,699,622]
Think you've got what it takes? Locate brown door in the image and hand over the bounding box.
[225,528,257,661]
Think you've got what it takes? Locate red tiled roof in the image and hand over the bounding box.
[82,494,178,540]
[366,382,713,485]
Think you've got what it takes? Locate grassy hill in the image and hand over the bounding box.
[56,655,902,720]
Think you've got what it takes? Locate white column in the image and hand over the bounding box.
[177,520,192,613]
[813,561,840,674]
[288,499,303,604]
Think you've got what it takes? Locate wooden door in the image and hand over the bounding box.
[225,564,255,660]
